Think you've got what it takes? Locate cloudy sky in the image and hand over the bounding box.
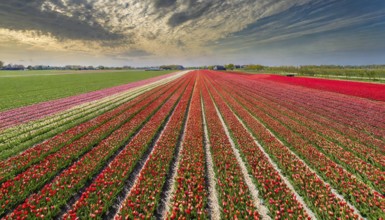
[0,0,384,66]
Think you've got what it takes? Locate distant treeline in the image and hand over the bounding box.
[0,64,183,71]
[241,65,385,79]
[159,65,184,70]
[0,64,136,71]
[0,60,186,71]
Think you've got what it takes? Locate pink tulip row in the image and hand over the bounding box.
[214,73,385,192]
[0,76,186,218]
[0,85,149,159]
[259,86,383,163]
[61,75,191,219]
[241,73,385,124]
[242,85,385,169]
[201,82,260,219]
[218,72,385,159]
[260,78,385,142]
[0,80,174,184]
[231,82,385,194]
[0,71,179,130]
[231,76,385,162]
[116,74,194,219]
[228,72,385,144]
[166,73,209,219]
[207,71,385,218]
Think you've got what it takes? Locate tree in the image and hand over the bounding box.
[225,64,235,70]
[0,60,3,69]
[244,64,264,71]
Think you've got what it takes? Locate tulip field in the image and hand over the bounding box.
[1,70,385,219]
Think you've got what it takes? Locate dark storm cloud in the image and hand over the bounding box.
[154,0,177,8]
[0,0,123,41]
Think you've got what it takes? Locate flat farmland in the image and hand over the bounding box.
[1,70,385,219]
[0,70,173,111]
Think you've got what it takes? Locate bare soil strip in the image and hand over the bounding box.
[201,97,222,220]
[105,99,180,219]
[158,83,196,219]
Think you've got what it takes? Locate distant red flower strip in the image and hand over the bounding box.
[265,74,385,102]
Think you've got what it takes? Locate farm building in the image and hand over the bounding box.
[213,65,226,70]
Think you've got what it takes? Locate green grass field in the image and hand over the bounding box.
[0,70,174,111]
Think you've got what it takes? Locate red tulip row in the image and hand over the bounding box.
[202,76,311,219]
[116,74,194,219]
[203,72,357,219]
[261,73,385,102]
[201,83,260,219]
[224,72,385,148]
[166,73,209,219]
[0,79,176,184]
[231,83,385,194]
[217,77,385,218]
[62,75,191,219]
[0,77,186,217]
